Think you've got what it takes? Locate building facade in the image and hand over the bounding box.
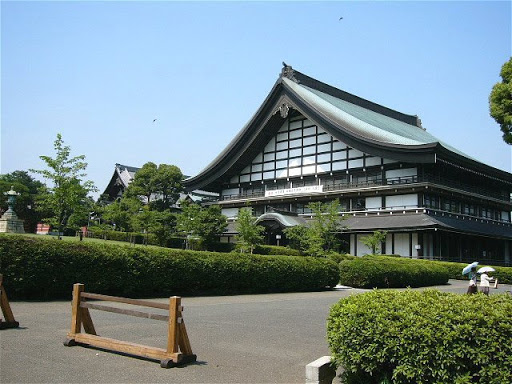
[184,64,512,265]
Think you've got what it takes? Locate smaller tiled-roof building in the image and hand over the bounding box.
[102,163,217,207]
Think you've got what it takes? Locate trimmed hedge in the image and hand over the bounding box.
[338,256,450,288]
[85,229,185,248]
[327,253,357,264]
[253,244,303,256]
[327,289,512,384]
[0,234,339,300]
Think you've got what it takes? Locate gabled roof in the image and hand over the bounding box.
[102,163,138,199]
[183,64,512,192]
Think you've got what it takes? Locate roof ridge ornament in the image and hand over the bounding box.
[281,62,298,83]
[278,103,290,118]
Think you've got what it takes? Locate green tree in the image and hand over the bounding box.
[124,162,158,204]
[360,230,388,255]
[490,57,512,144]
[176,201,202,249]
[235,207,265,254]
[131,205,157,244]
[152,164,183,211]
[0,170,47,232]
[30,134,97,237]
[283,224,310,254]
[285,199,346,257]
[150,209,178,247]
[198,205,228,250]
[102,197,142,232]
[176,202,227,250]
[125,162,183,209]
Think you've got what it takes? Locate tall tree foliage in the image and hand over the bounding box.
[176,202,227,250]
[490,57,512,144]
[125,162,183,209]
[30,134,96,236]
[235,207,265,254]
[285,199,345,257]
[360,230,388,255]
[101,197,142,232]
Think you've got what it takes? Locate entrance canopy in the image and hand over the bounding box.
[255,211,307,231]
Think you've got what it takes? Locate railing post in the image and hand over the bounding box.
[167,296,180,355]
[70,283,84,335]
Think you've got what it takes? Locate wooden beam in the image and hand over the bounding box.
[81,292,169,310]
[73,333,181,362]
[81,302,169,322]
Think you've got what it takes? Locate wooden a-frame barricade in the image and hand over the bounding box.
[64,283,196,368]
[0,274,19,329]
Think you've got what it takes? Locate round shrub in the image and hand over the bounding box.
[327,253,357,264]
[339,256,449,288]
[327,289,512,384]
[0,234,339,300]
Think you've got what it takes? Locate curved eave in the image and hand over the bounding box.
[436,145,512,184]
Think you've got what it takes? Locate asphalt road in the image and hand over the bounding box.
[1,280,510,384]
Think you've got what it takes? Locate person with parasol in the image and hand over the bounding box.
[462,262,479,294]
[477,266,496,296]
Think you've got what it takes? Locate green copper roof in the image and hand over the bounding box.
[284,77,473,159]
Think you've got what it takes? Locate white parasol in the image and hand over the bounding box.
[477,266,495,274]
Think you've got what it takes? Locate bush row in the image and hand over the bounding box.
[83,230,302,256]
[434,260,512,285]
[252,244,302,256]
[327,289,512,384]
[338,255,450,288]
[0,234,339,300]
[84,229,184,248]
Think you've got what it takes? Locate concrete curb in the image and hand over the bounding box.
[305,356,336,384]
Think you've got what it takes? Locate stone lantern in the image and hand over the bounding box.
[0,186,25,233]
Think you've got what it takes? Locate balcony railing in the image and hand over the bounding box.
[220,175,511,203]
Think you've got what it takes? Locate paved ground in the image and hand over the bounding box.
[1,280,510,384]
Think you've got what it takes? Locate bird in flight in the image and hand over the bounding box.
[339,17,343,20]
[153,119,157,123]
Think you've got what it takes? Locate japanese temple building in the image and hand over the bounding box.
[185,64,512,265]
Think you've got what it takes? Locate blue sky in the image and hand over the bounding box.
[2,1,511,198]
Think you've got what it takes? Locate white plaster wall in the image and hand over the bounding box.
[365,196,382,210]
[222,188,239,197]
[351,234,373,256]
[411,233,419,258]
[385,168,417,178]
[393,233,410,257]
[386,194,418,210]
[221,208,239,218]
